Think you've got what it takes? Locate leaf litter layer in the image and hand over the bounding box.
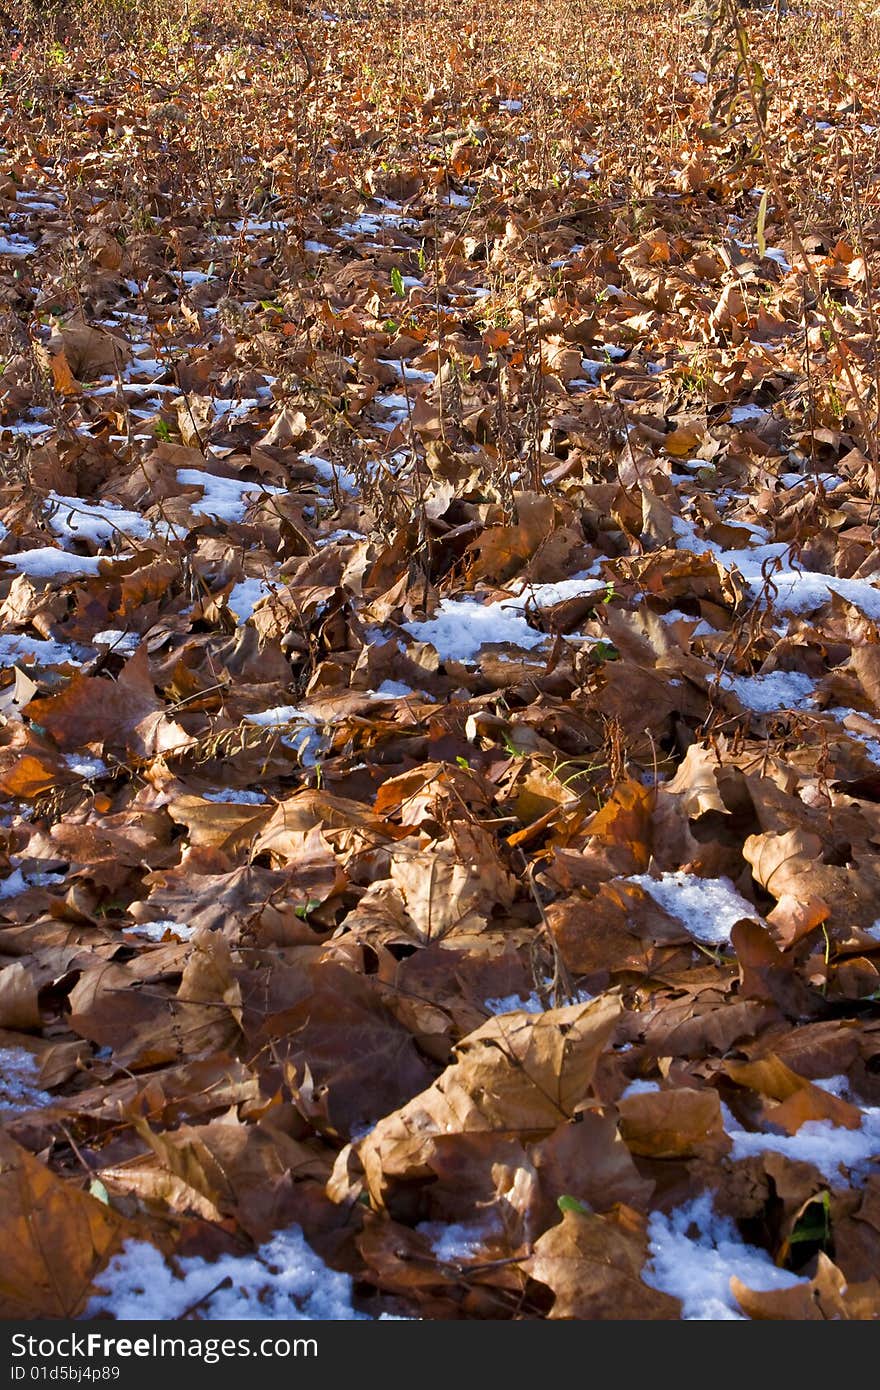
[2,0,880,1321]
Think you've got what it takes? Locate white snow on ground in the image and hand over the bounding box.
[227,577,274,622]
[87,1227,369,1320]
[64,754,108,778]
[47,493,155,544]
[243,705,311,727]
[202,789,267,804]
[0,234,37,256]
[729,404,769,424]
[719,669,817,712]
[626,871,760,945]
[92,629,140,655]
[0,1047,51,1111]
[378,359,435,385]
[369,680,418,698]
[485,986,593,1014]
[620,1078,662,1097]
[301,453,359,495]
[0,634,85,668]
[126,920,197,942]
[722,1100,880,1185]
[416,1222,488,1264]
[0,419,53,438]
[672,516,880,619]
[176,470,284,523]
[0,867,67,900]
[644,1193,804,1319]
[499,577,608,609]
[827,707,880,764]
[2,548,108,580]
[661,608,717,636]
[207,396,259,421]
[402,597,550,662]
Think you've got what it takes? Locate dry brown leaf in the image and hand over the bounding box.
[617,1085,730,1159]
[525,1206,681,1319]
[0,1132,132,1317]
[351,993,622,1208]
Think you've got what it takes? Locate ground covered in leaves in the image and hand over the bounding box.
[2,0,880,1321]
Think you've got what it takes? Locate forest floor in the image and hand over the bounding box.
[1,0,880,1321]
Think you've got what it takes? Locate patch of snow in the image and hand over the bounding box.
[672,516,880,619]
[0,867,67,900]
[0,633,84,668]
[370,680,416,698]
[87,1226,369,1320]
[402,597,549,663]
[127,920,196,942]
[302,453,359,495]
[0,1047,51,1111]
[764,247,791,271]
[485,986,593,1015]
[176,470,283,523]
[661,609,717,636]
[723,1101,880,1185]
[626,871,760,945]
[719,669,816,712]
[0,419,53,439]
[47,493,155,545]
[417,1222,488,1264]
[500,577,608,609]
[92,630,140,655]
[828,707,880,764]
[729,404,770,424]
[227,577,274,622]
[3,548,107,580]
[378,359,436,384]
[64,754,108,778]
[644,1193,804,1319]
[209,397,259,421]
[244,705,311,728]
[0,234,37,257]
[620,1079,662,1097]
[202,789,267,804]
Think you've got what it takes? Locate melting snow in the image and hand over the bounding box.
[0,634,85,668]
[244,705,312,727]
[64,754,108,778]
[3,548,108,580]
[0,234,37,256]
[127,920,196,942]
[47,493,156,545]
[672,516,880,619]
[87,1227,369,1320]
[402,597,550,662]
[176,470,284,523]
[723,1100,880,1184]
[227,577,274,622]
[0,1047,51,1111]
[719,669,816,712]
[202,789,267,804]
[644,1193,804,1319]
[626,871,760,944]
[417,1222,488,1264]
